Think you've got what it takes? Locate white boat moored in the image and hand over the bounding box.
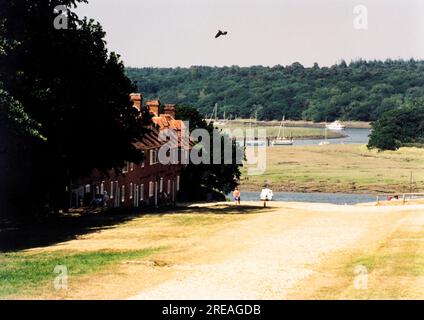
[326,120,346,131]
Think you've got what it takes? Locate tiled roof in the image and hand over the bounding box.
[134,116,192,150]
[129,94,192,151]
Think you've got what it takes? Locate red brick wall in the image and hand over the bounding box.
[74,147,182,208]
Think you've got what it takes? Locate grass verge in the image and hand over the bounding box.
[0,248,160,298]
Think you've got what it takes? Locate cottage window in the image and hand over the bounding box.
[130,162,134,171]
[100,182,104,195]
[140,184,144,201]
[149,181,154,197]
[129,183,133,199]
[150,149,158,165]
[121,185,125,202]
[167,180,171,194]
[122,162,129,173]
[159,178,163,193]
[141,151,145,168]
[85,184,91,193]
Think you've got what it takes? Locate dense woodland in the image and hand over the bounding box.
[127,60,424,122]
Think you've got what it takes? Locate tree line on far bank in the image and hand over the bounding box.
[127,60,424,122]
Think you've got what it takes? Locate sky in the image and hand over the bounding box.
[76,0,424,68]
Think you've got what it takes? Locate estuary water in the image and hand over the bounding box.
[228,191,375,205]
[294,128,371,146]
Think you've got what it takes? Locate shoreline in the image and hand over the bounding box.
[236,133,347,140]
[227,119,372,129]
[238,182,408,194]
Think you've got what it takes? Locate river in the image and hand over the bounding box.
[294,128,371,146]
[237,128,371,147]
[228,191,376,205]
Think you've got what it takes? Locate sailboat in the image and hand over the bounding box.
[319,126,330,146]
[211,103,227,126]
[272,116,294,146]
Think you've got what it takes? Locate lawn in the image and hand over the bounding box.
[241,144,424,193]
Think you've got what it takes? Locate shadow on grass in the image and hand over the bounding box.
[0,204,265,253]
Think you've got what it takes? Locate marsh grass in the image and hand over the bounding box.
[242,144,424,193]
[216,124,342,139]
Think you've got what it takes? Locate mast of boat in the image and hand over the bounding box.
[208,111,213,124]
[324,118,327,141]
[277,116,284,139]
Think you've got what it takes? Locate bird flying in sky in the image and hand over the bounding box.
[215,30,228,39]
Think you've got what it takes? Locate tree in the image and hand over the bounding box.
[0,0,146,217]
[0,88,46,218]
[368,102,424,151]
[175,106,243,201]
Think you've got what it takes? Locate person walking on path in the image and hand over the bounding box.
[233,187,241,205]
[103,191,110,208]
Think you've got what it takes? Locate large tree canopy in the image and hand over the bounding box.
[127,60,424,122]
[0,0,145,216]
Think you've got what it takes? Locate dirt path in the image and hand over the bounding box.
[130,202,421,300]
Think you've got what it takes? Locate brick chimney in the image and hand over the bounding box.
[164,104,176,119]
[130,93,142,111]
[146,100,160,116]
